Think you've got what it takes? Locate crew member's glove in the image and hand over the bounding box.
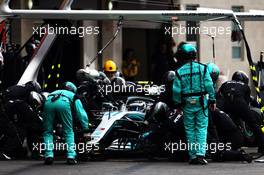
[143,120,149,125]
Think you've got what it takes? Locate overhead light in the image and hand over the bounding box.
[28,0,33,9]
[108,0,113,10]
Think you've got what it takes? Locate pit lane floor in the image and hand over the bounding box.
[0,147,263,175]
[1,158,264,175]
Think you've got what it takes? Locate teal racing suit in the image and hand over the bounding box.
[43,89,89,159]
[172,61,216,159]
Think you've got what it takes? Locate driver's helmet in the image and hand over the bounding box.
[127,101,146,112]
[25,81,42,92]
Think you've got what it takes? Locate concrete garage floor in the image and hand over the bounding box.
[0,159,264,175]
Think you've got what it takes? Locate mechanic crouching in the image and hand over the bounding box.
[42,82,89,165]
[0,81,43,159]
[206,63,252,163]
[218,71,264,154]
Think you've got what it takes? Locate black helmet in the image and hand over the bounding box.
[76,68,100,83]
[28,91,45,109]
[25,42,36,55]
[175,42,197,62]
[111,77,126,87]
[162,71,176,85]
[25,81,41,92]
[151,102,169,122]
[99,71,111,84]
[115,71,123,78]
[232,71,249,84]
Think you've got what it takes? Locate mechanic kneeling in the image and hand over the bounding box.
[218,71,264,153]
[1,81,43,159]
[42,81,89,165]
